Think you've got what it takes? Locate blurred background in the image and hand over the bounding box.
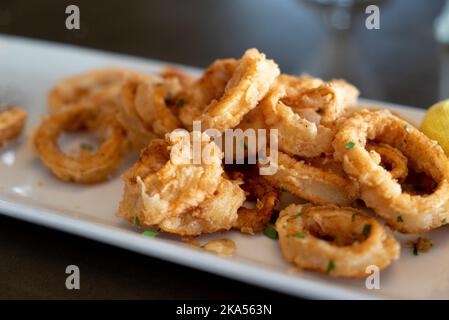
[1,0,448,108]
[0,0,448,299]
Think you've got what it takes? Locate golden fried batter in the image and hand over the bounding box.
[276,204,400,278]
[334,109,449,233]
[0,106,27,147]
[119,132,245,235]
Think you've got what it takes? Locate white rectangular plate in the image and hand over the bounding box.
[1,34,447,300]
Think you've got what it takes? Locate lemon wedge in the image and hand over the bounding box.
[421,99,449,156]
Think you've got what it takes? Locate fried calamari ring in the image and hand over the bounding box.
[117,75,182,150]
[334,109,449,233]
[160,67,195,88]
[33,104,127,183]
[179,59,237,129]
[401,170,439,196]
[278,74,358,124]
[119,136,245,235]
[218,106,270,163]
[179,48,280,132]
[119,131,224,224]
[277,74,324,104]
[261,152,359,206]
[236,105,268,132]
[298,79,359,126]
[0,106,27,147]
[276,204,400,278]
[261,76,334,157]
[47,68,140,115]
[226,165,280,234]
[119,140,169,223]
[262,74,359,158]
[367,143,408,182]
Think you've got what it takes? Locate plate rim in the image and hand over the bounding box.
[0,198,382,300]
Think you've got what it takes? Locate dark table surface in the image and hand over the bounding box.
[0,0,448,299]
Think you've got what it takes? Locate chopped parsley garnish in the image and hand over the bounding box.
[134,216,141,227]
[326,260,335,274]
[263,224,278,240]
[345,141,356,149]
[290,232,305,238]
[142,230,159,237]
[176,98,186,107]
[404,124,411,133]
[280,186,287,192]
[362,224,372,237]
[397,216,404,223]
[407,237,433,256]
[351,213,356,222]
